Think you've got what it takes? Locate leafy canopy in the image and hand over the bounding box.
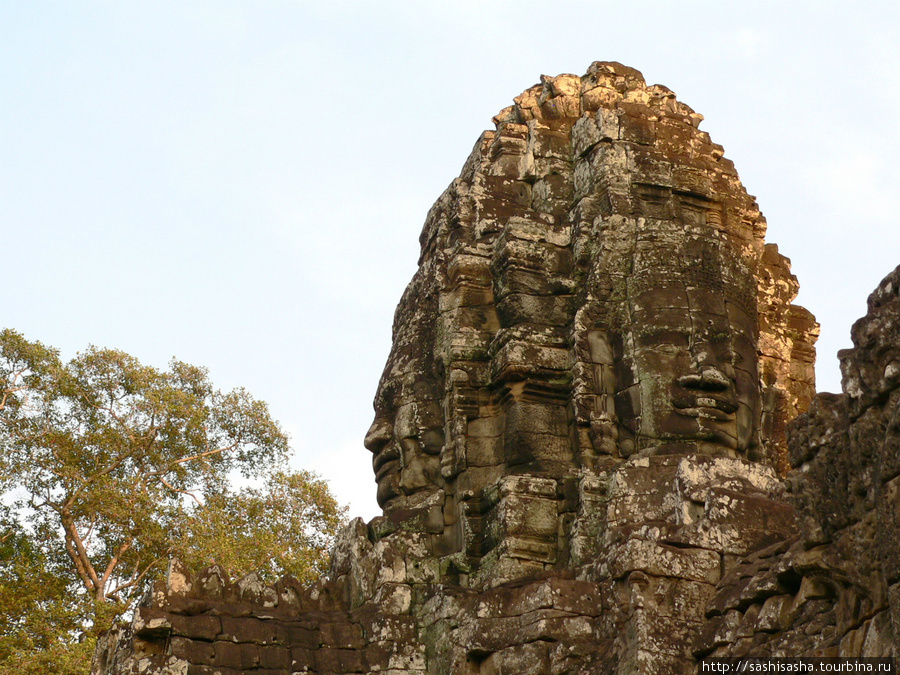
[0,329,347,673]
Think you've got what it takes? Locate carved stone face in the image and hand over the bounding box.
[364,274,446,513]
[365,382,445,513]
[618,284,760,455]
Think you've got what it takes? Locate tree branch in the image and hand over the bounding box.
[61,517,100,598]
[107,556,165,599]
[0,364,30,404]
[0,382,28,411]
[159,475,202,506]
[99,538,132,597]
[147,441,239,476]
[64,442,146,510]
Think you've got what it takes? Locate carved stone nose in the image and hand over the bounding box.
[677,366,730,391]
[364,419,392,453]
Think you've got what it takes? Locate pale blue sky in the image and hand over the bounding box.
[3,2,899,518]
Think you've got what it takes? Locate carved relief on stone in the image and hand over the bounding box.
[360,61,819,565]
[364,273,447,513]
[610,237,761,458]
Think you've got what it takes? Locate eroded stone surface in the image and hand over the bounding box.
[93,62,897,675]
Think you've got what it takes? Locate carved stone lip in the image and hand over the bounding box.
[676,407,732,421]
[672,394,737,419]
[375,458,400,483]
[373,447,400,480]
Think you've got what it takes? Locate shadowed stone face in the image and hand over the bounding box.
[619,283,760,456]
[364,277,446,513]
[365,392,444,512]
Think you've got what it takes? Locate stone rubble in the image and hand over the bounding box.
[93,62,896,675]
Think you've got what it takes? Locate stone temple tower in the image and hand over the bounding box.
[95,63,900,675]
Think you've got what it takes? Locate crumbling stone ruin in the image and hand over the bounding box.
[93,62,898,674]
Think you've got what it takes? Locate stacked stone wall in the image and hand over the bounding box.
[94,557,425,675]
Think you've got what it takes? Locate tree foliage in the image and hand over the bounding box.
[0,507,96,674]
[174,470,345,584]
[0,329,347,673]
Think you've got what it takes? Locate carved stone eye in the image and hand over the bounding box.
[655,344,682,357]
[722,350,741,365]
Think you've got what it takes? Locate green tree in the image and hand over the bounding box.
[0,329,347,673]
[174,469,345,584]
[0,507,95,675]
